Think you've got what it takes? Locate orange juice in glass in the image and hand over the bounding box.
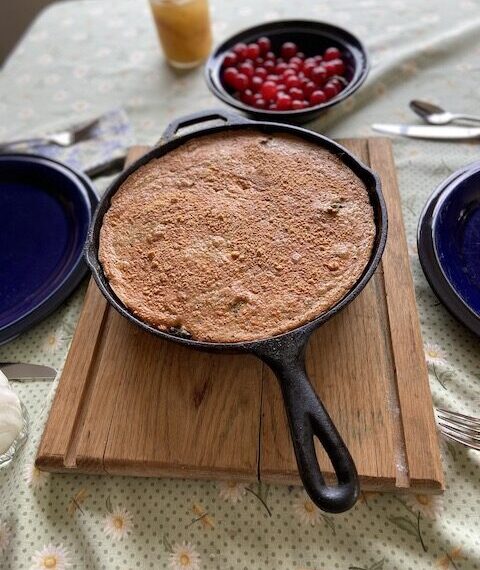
[149,0,212,68]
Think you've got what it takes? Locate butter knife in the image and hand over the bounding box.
[0,362,57,381]
[84,153,127,179]
[372,123,480,140]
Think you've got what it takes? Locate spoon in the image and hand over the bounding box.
[410,100,480,125]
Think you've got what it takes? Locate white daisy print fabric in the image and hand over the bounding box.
[1,0,480,569]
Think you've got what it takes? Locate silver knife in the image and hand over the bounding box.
[84,153,127,179]
[0,362,57,381]
[372,123,480,140]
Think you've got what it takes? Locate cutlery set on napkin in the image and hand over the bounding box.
[0,108,132,179]
[373,99,480,139]
[2,99,477,164]
[3,100,477,158]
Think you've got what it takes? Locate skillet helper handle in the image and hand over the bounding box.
[160,108,251,143]
[262,347,359,513]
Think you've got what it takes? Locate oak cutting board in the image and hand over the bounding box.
[36,137,444,493]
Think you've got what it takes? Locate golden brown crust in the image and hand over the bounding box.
[99,130,375,342]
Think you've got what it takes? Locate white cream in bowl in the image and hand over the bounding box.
[0,370,23,455]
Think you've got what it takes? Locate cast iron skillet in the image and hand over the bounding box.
[85,109,388,513]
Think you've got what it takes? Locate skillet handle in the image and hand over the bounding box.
[259,343,359,513]
[160,108,252,143]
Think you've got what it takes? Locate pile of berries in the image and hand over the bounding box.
[221,37,349,111]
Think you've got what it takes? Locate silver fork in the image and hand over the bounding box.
[0,116,101,151]
[436,408,480,451]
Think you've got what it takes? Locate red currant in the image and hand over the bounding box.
[330,58,345,75]
[223,67,238,87]
[238,62,254,77]
[289,87,303,100]
[240,89,254,105]
[233,42,248,61]
[289,56,303,67]
[303,62,316,78]
[311,66,327,85]
[275,62,288,74]
[254,97,267,109]
[324,82,339,98]
[277,93,292,110]
[324,61,338,77]
[223,51,237,67]
[310,90,327,105]
[233,72,249,91]
[260,80,277,100]
[303,81,316,98]
[257,37,271,54]
[324,47,341,61]
[291,99,307,110]
[246,43,260,59]
[223,39,349,109]
[285,75,301,89]
[300,77,310,88]
[281,42,298,60]
[251,76,263,91]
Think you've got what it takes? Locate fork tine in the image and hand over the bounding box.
[436,415,480,434]
[437,419,480,439]
[436,408,480,425]
[438,426,480,451]
[436,413,480,433]
[436,407,480,451]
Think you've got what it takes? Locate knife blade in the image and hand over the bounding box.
[84,153,127,179]
[372,123,480,140]
[0,362,57,381]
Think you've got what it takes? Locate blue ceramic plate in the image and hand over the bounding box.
[418,161,480,337]
[0,154,97,344]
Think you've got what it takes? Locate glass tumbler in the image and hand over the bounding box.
[149,0,213,69]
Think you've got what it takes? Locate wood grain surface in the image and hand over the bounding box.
[36,138,444,493]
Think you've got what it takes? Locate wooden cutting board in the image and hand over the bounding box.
[36,137,444,493]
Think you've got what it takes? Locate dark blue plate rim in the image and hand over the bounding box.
[417,160,480,337]
[0,153,98,345]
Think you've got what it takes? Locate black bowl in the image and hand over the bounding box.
[205,20,370,124]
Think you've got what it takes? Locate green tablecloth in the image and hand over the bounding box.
[1,0,479,568]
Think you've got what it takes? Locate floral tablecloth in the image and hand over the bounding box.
[1,0,480,569]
